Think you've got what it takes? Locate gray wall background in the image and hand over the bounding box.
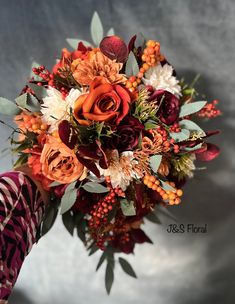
[0,0,235,303]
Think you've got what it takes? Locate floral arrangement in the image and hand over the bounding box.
[0,12,221,293]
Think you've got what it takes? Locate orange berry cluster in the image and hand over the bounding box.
[140,40,164,71]
[15,112,47,135]
[126,39,164,92]
[197,100,221,118]
[143,175,183,205]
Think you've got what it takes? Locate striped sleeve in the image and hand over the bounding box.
[0,171,45,302]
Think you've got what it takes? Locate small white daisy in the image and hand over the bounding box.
[41,87,82,131]
[143,63,181,97]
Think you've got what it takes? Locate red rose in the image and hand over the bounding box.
[150,89,180,125]
[74,76,131,126]
[110,116,144,151]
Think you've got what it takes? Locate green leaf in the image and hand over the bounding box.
[120,199,136,216]
[105,261,114,294]
[125,51,139,77]
[135,32,146,48]
[28,83,48,100]
[179,101,207,118]
[41,202,59,236]
[0,97,21,115]
[13,153,29,168]
[60,181,77,214]
[144,120,158,130]
[15,93,41,112]
[179,119,206,136]
[91,11,104,46]
[49,181,62,187]
[82,182,109,193]
[96,251,107,271]
[88,244,99,256]
[160,180,176,192]
[107,27,115,36]
[119,257,137,278]
[184,143,203,151]
[62,211,75,236]
[170,129,190,142]
[145,212,161,224]
[149,154,162,173]
[66,38,92,49]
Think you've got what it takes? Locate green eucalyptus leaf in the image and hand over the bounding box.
[0,97,21,115]
[120,199,136,216]
[28,83,48,100]
[107,27,115,36]
[184,143,203,151]
[179,101,207,118]
[105,261,114,294]
[125,51,139,77]
[27,94,41,111]
[91,11,104,46]
[145,212,161,224]
[15,93,41,112]
[66,38,92,49]
[135,32,146,48]
[160,180,176,192]
[60,181,77,214]
[179,119,205,136]
[49,181,62,187]
[62,211,75,236]
[82,182,109,193]
[119,257,137,278]
[170,129,190,142]
[149,154,162,173]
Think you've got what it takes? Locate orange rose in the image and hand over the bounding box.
[74,77,131,126]
[40,136,86,184]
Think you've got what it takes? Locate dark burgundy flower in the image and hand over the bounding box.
[100,35,128,63]
[195,143,220,161]
[58,120,78,149]
[110,116,144,152]
[76,140,108,177]
[150,89,180,125]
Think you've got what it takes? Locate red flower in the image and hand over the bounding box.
[150,89,180,125]
[100,35,128,63]
[110,116,144,151]
[74,76,131,126]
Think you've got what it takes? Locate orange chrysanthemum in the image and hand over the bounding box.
[71,50,127,86]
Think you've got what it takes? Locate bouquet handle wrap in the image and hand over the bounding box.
[0,171,45,302]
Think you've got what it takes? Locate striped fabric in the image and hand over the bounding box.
[0,171,45,302]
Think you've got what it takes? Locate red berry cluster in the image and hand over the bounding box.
[197,100,221,118]
[170,122,181,133]
[32,65,52,83]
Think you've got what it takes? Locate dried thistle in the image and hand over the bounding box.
[171,154,196,179]
[133,88,158,122]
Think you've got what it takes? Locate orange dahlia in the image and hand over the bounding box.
[71,50,126,86]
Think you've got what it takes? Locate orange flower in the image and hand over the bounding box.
[40,136,87,184]
[73,77,131,126]
[28,153,52,191]
[71,50,126,85]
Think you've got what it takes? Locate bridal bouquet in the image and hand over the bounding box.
[0,12,221,293]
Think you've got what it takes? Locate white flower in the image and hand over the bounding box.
[143,63,181,97]
[41,87,82,131]
[97,150,140,191]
